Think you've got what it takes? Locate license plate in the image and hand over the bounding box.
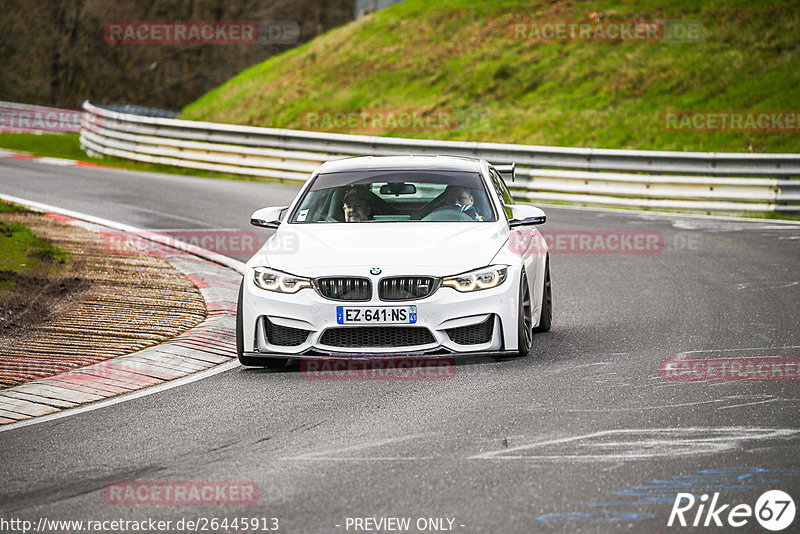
[336,306,417,324]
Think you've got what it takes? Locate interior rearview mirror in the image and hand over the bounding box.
[379,183,416,196]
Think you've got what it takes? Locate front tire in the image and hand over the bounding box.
[236,280,289,370]
[533,257,552,333]
[516,271,533,357]
[236,280,245,359]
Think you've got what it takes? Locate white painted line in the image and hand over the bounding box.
[0,360,240,433]
[468,427,800,460]
[523,398,729,412]
[0,193,245,274]
[0,194,245,432]
[717,398,781,410]
[677,345,800,357]
[35,157,79,166]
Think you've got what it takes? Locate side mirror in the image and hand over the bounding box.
[250,206,287,229]
[508,204,546,227]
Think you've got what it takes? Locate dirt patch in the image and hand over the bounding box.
[0,212,207,388]
[0,270,90,340]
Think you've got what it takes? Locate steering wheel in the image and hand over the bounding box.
[422,206,474,222]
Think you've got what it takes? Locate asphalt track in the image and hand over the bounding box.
[1,159,799,533]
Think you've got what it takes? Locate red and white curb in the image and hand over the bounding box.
[0,195,245,430]
[0,148,119,170]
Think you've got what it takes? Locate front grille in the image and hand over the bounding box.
[319,327,436,348]
[378,276,438,301]
[315,277,372,301]
[264,318,310,346]
[445,316,494,345]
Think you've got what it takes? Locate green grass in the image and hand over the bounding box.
[0,200,32,214]
[181,0,800,153]
[0,220,69,275]
[0,133,271,183]
[0,133,85,160]
[0,201,70,291]
[0,205,74,312]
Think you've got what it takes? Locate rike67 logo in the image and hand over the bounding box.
[668,490,795,531]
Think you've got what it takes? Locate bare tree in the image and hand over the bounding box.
[0,0,353,110]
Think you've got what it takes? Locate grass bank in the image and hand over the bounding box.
[182,0,800,154]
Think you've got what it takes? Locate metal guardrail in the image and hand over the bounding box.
[94,103,179,119]
[1,101,83,134]
[80,101,800,213]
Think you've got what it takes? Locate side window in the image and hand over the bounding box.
[490,175,503,203]
[490,168,514,205]
[489,169,514,220]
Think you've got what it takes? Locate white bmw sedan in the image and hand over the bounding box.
[236,155,551,368]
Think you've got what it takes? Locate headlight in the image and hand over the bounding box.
[442,265,508,292]
[253,267,311,294]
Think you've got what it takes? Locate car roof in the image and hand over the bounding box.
[316,155,483,174]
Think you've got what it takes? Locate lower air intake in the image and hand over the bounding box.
[445,316,494,345]
[264,318,311,347]
[319,327,435,348]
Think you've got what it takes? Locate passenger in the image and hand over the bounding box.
[343,189,375,222]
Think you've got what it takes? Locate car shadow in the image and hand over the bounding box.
[236,328,579,376]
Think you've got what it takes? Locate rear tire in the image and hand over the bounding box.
[533,257,552,333]
[516,271,533,357]
[236,280,290,370]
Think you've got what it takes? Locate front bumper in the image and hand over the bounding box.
[241,348,518,360]
[240,267,523,358]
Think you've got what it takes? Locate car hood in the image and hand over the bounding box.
[254,222,509,277]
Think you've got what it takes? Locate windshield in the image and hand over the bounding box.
[289,170,497,223]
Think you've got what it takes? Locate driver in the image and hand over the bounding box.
[444,185,483,221]
[343,189,375,222]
